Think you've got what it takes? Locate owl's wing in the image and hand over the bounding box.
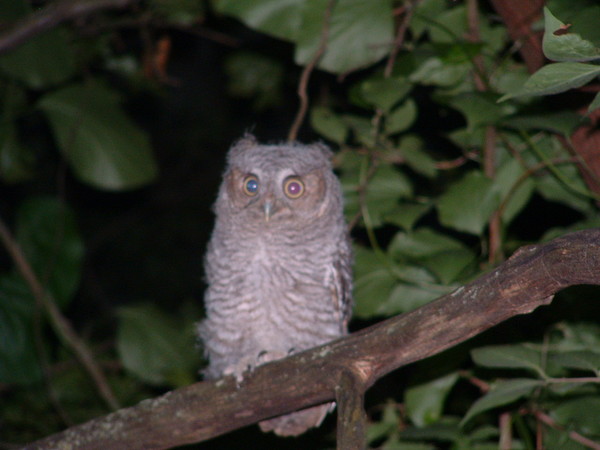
[329,245,353,333]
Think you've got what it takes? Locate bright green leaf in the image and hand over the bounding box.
[542,8,600,62]
[406,372,459,427]
[38,83,158,191]
[500,62,600,100]
[461,378,543,426]
[437,171,500,235]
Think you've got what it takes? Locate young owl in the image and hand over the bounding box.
[198,135,353,437]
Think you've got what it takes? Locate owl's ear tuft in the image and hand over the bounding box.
[312,142,334,161]
[228,134,258,160]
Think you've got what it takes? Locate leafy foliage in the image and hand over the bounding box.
[1,0,600,448]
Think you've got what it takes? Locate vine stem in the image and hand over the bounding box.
[287,0,336,142]
[0,216,119,410]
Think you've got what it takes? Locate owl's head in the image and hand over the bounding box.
[218,134,340,227]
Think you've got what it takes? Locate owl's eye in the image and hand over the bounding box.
[283,177,305,199]
[242,175,259,196]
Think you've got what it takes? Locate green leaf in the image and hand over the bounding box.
[38,83,158,191]
[117,304,197,386]
[224,51,284,110]
[551,397,600,436]
[295,0,394,74]
[542,8,600,62]
[149,0,205,25]
[461,378,543,426]
[0,273,42,384]
[406,372,459,427]
[410,57,470,87]
[343,164,413,228]
[493,157,535,225]
[437,171,500,235]
[448,92,511,131]
[588,91,600,114]
[378,281,443,315]
[471,345,546,377]
[389,228,475,284]
[360,77,412,113]
[386,99,418,135]
[500,62,600,100]
[501,111,583,137]
[15,196,84,307]
[383,202,432,230]
[352,247,397,319]
[311,106,348,144]
[0,27,76,89]
[550,350,600,375]
[215,0,303,41]
[397,135,437,178]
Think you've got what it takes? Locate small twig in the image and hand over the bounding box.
[383,0,418,78]
[0,0,140,55]
[535,410,600,450]
[287,0,336,141]
[0,216,119,410]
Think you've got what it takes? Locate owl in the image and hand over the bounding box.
[197,134,353,437]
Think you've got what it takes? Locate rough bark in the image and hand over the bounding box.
[25,229,600,450]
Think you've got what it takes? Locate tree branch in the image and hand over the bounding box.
[25,229,600,449]
[0,0,140,55]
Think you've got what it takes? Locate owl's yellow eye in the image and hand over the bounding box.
[283,177,304,199]
[242,175,259,196]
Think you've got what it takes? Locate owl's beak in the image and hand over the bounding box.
[263,201,274,222]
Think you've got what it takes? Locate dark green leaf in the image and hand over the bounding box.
[38,83,158,190]
[15,196,84,307]
[588,91,600,114]
[311,106,348,144]
[448,92,510,131]
[406,372,459,427]
[0,28,76,89]
[493,157,535,225]
[215,0,303,41]
[397,135,437,178]
[461,379,543,425]
[225,51,284,110]
[384,202,432,230]
[550,350,600,375]
[437,171,500,235]
[150,0,205,25]
[386,99,418,135]
[551,397,600,436]
[542,8,600,62]
[295,0,394,74]
[360,77,412,113]
[352,247,397,319]
[117,304,197,386]
[0,274,42,384]
[471,345,546,377]
[378,282,443,315]
[501,111,583,137]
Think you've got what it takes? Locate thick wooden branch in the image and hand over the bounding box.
[25,229,600,449]
[0,0,140,55]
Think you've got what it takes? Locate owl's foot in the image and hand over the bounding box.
[259,402,335,436]
[223,349,290,384]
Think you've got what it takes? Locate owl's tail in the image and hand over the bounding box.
[258,402,334,437]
